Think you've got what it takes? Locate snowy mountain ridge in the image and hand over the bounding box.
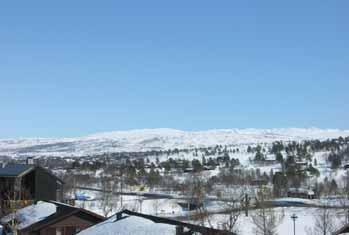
[1,128,349,157]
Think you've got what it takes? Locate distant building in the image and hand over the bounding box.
[295,161,308,171]
[287,188,315,199]
[250,179,268,186]
[253,159,279,166]
[177,200,203,211]
[0,163,64,215]
[1,201,105,235]
[343,163,349,170]
[183,167,194,173]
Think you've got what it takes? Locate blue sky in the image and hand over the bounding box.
[1,1,349,138]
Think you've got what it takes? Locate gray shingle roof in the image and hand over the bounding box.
[0,164,34,177]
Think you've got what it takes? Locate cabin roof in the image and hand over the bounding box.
[3,201,105,232]
[0,164,64,184]
[0,164,34,177]
[78,210,236,235]
[118,210,235,235]
[0,201,57,230]
[77,214,177,235]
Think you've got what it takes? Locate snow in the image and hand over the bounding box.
[0,201,56,230]
[1,128,348,157]
[203,207,346,235]
[75,194,184,217]
[271,198,318,207]
[77,214,176,235]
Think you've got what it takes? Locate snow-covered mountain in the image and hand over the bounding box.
[1,128,349,157]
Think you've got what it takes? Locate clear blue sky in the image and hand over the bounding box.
[1,1,349,138]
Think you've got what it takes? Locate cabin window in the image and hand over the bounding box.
[65,226,77,235]
[56,227,63,235]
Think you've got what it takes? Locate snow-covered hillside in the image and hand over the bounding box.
[0,128,349,157]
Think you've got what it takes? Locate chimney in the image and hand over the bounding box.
[116,212,123,220]
[26,157,34,165]
[176,226,184,235]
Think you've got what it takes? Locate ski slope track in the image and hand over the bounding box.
[1,128,349,157]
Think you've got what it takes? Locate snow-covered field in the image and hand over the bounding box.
[1,128,348,157]
[207,207,346,235]
[74,193,348,235]
[2,128,348,234]
[75,194,184,218]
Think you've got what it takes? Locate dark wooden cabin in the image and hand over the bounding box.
[287,187,315,199]
[0,163,64,215]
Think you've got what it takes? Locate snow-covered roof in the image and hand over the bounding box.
[288,187,314,195]
[0,201,56,230]
[272,197,317,207]
[77,214,176,235]
[0,164,34,177]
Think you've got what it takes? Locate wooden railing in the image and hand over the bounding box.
[1,200,34,210]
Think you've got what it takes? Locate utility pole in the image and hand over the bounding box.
[244,193,250,217]
[120,173,123,208]
[291,213,298,235]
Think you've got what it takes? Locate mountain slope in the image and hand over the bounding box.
[1,128,348,157]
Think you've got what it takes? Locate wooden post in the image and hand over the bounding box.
[245,193,250,217]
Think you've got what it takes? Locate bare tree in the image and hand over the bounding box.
[152,199,161,215]
[212,187,246,234]
[337,191,349,228]
[340,170,349,224]
[306,207,335,235]
[251,186,284,235]
[185,174,213,227]
[220,197,242,234]
[1,184,32,235]
[100,175,122,217]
